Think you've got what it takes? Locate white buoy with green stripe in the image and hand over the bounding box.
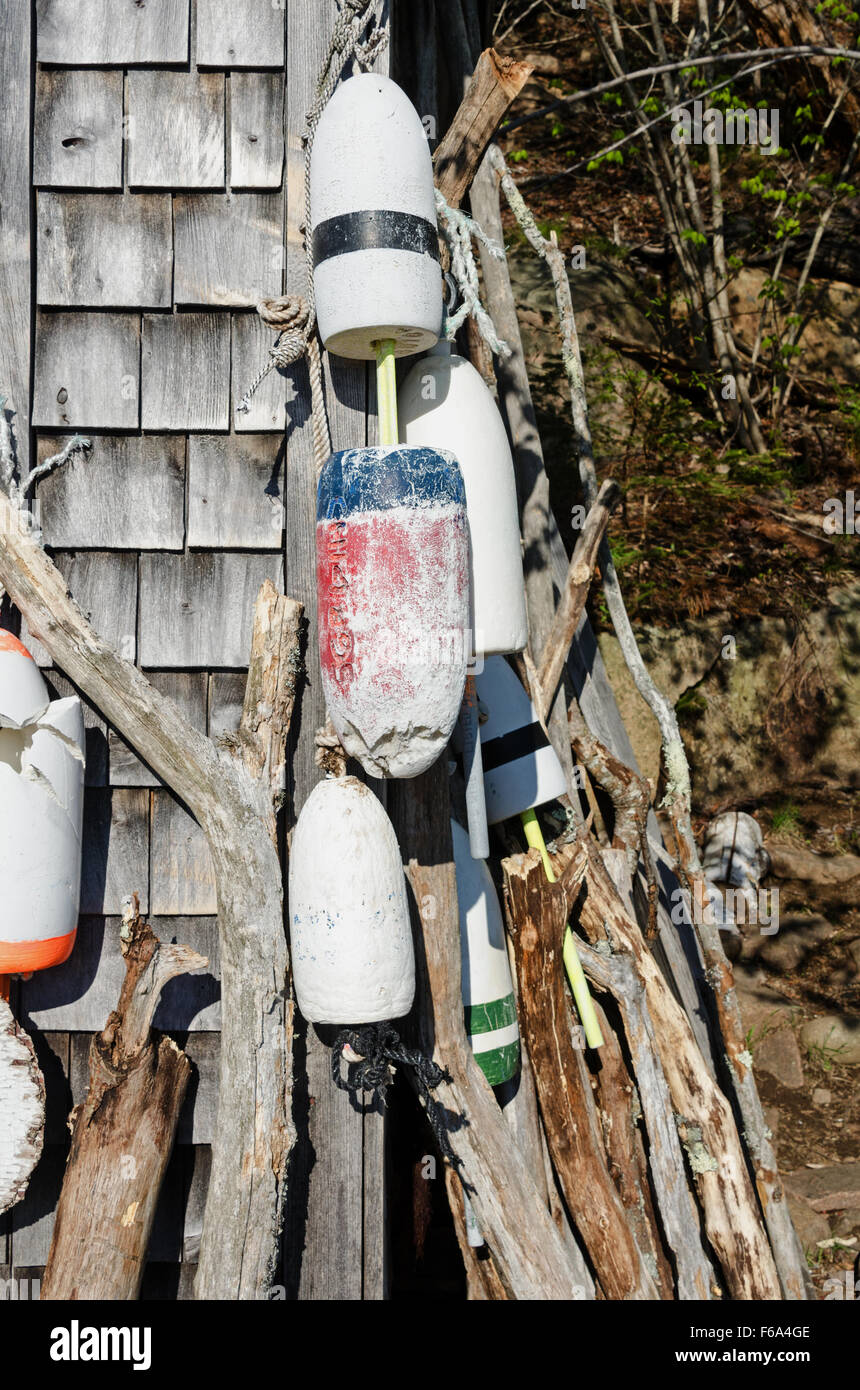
[451,819,519,1086]
[309,74,442,360]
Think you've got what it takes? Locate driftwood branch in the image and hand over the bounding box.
[0,483,300,1300]
[433,47,532,208]
[581,852,716,1300]
[389,762,593,1300]
[568,835,783,1299]
[535,477,619,724]
[42,897,206,1299]
[502,848,658,1300]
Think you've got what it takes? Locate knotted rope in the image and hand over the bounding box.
[237,0,389,475]
[332,1022,462,1170]
[435,189,512,358]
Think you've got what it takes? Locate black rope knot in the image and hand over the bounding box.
[332,1022,461,1169]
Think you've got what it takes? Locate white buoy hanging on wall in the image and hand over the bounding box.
[399,345,528,659]
[288,777,415,1024]
[451,820,519,1086]
[473,656,567,824]
[0,632,85,975]
[310,73,442,360]
[317,445,469,778]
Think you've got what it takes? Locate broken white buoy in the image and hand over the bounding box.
[0,633,85,974]
[474,656,567,823]
[317,445,469,779]
[288,777,415,1023]
[399,345,528,658]
[310,73,442,360]
[451,820,519,1086]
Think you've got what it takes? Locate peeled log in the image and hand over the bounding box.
[0,998,45,1214]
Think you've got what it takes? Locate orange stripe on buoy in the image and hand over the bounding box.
[0,630,34,659]
[0,929,77,974]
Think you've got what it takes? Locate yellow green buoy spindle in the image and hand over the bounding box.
[520,807,604,1049]
[374,338,399,447]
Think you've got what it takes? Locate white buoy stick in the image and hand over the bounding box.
[459,666,490,860]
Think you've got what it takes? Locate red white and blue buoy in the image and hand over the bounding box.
[317,445,469,778]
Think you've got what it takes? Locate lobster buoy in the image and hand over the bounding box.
[0,633,85,974]
[451,820,519,1086]
[474,656,567,824]
[288,777,415,1023]
[317,445,469,778]
[310,73,442,360]
[399,344,528,659]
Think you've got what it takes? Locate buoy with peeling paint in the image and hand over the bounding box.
[310,73,442,360]
[451,820,519,1086]
[399,345,528,659]
[288,776,415,1023]
[0,632,85,975]
[474,655,567,824]
[317,445,469,778]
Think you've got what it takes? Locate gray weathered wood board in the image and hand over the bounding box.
[110,671,207,786]
[127,71,224,189]
[37,194,173,308]
[230,74,285,189]
[150,789,217,915]
[173,194,283,307]
[34,69,123,189]
[139,552,283,667]
[208,672,247,741]
[22,550,138,668]
[282,0,387,1302]
[36,434,185,551]
[196,0,285,68]
[9,1147,67,1267]
[32,312,140,429]
[141,313,229,432]
[21,916,220,1032]
[80,788,150,915]
[0,3,32,475]
[37,0,190,65]
[187,434,283,548]
[232,312,292,432]
[46,670,109,787]
[177,1035,219,1144]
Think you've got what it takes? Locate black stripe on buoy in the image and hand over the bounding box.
[480,722,551,773]
[312,210,440,267]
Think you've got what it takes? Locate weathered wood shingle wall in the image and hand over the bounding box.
[1,0,392,1300]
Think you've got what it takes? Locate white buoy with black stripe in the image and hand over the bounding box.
[399,344,528,659]
[310,73,442,360]
[288,777,415,1024]
[474,656,567,824]
[451,820,519,1086]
